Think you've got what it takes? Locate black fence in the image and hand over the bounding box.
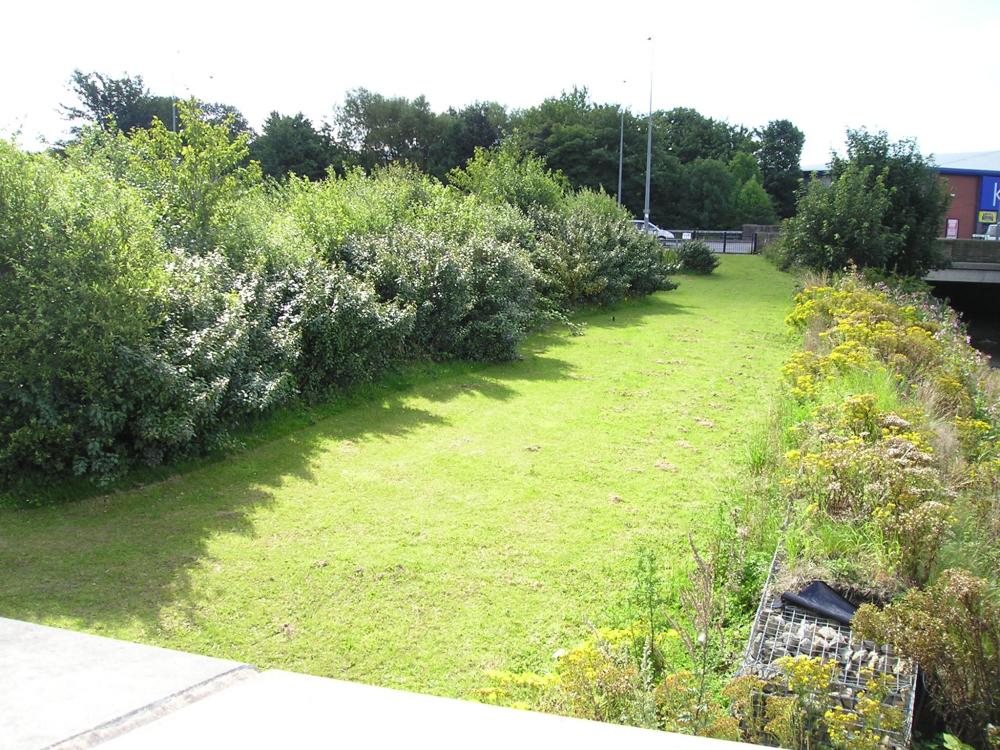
[663,229,757,254]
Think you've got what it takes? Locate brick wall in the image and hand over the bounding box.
[940,174,980,238]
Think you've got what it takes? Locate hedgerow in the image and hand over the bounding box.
[0,103,675,490]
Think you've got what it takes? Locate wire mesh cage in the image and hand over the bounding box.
[740,574,918,747]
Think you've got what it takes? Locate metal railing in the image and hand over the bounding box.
[664,229,757,254]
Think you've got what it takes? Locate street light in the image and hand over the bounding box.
[171,49,180,132]
[617,80,626,206]
[643,37,654,229]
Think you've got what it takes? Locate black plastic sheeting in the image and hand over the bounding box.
[780,581,857,625]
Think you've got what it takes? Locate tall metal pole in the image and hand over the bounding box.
[617,106,624,205]
[171,49,179,132]
[643,37,653,227]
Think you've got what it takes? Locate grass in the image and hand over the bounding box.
[0,255,796,699]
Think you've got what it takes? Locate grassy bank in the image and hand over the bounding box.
[0,255,795,698]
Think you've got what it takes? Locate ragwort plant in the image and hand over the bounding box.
[770,272,1000,745]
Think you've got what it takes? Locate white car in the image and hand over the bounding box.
[632,220,675,244]
[984,224,999,241]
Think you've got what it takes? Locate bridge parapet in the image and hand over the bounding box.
[938,238,1000,264]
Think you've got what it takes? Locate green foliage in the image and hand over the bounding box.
[429,101,508,180]
[676,240,719,274]
[345,232,537,361]
[2,103,676,487]
[729,151,764,186]
[252,112,332,181]
[830,129,950,277]
[449,142,568,213]
[0,140,166,480]
[775,162,897,272]
[510,88,632,201]
[333,87,444,173]
[61,69,172,136]
[943,733,977,750]
[776,130,950,277]
[527,190,677,308]
[679,159,737,228]
[509,90,786,229]
[656,107,753,163]
[293,264,413,396]
[329,89,507,180]
[69,100,263,257]
[757,119,805,219]
[60,69,251,142]
[734,179,777,225]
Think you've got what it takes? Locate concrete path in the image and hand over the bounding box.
[2,617,761,749]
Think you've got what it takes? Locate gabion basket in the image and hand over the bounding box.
[739,557,918,747]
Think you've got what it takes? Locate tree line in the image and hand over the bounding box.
[61,70,805,229]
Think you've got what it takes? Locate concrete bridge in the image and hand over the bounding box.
[927,240,1000,283]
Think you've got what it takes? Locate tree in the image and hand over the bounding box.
[448,142,567,213]
[199,102,254,140]
[733,179,777,225]
[510,88,624,196]
[510,92,765,227]
[830,129,949,276]
[729,151,763,186]
[757,119,804,219]
[429,101,508,179]
[656,107,747,163]
[62,70,171,135]
[62,70,251,143]
[115,100,262,252]
[252,112,331,180]
[776,162,898,271]
[678,159,737,228]
[333,88,444,173]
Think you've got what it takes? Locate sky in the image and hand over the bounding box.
[4,0,999,166]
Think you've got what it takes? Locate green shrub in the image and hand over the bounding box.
[0,142,166,482]
[1,110,677,489]
[528,197,676,308]
[293,263,413,396]
[448,141,568,213]
[345,231,536,361]
[676,240,719,274]
[68,100,262,259]
[285,164,534,266]
[774,163,897,273]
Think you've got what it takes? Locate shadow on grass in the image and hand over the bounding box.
[0,290,688,635]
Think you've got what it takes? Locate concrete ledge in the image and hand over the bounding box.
[0,617,248,749]
[926,266,1000,283]
[99,669,755,749]
[3,617,767,749]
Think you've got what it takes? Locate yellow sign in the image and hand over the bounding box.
[978,210,998,223]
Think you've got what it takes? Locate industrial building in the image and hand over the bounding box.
[934,152,1000,239]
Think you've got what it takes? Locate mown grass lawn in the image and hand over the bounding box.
[0,255,795,698]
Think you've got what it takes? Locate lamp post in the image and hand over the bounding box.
[643,37,653,228]
[171,49,179,132]
[617,80,626,206]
